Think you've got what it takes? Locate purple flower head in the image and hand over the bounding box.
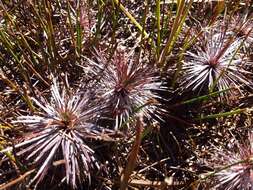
[91,49,165,129]
[2,78,108,189]
[206,132,253,190]
[181,25,252,98]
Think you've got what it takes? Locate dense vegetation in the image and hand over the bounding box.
[0,0,252,189]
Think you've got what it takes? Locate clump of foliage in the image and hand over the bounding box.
[0,0,253,190]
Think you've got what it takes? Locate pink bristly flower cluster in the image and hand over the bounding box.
[89,49,166,129]
[207,133,253,190]
[180,22,252,98]
[1,78,113,189]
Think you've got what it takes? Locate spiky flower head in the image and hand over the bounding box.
[1,78,109,189]
[205,132,253,190]
[181,25,252,99]
[89,49,165,129]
